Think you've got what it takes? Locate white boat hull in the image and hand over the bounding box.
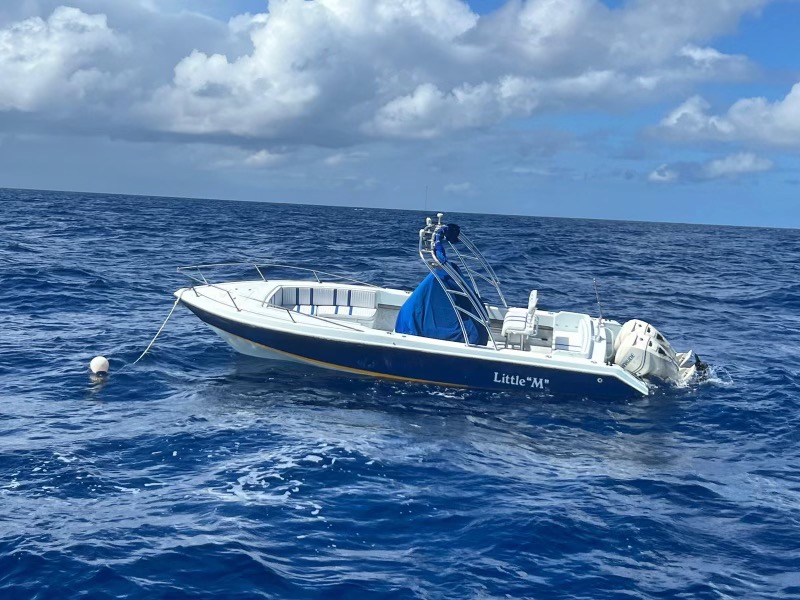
[176,281,652,398]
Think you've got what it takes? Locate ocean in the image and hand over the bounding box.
[1,188,799,599]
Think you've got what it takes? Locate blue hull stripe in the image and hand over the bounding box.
[185,304,641,398]
[228,330,471,388]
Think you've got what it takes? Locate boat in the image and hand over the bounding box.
[175,213,703,398]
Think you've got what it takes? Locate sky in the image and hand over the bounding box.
[0,0,799,227]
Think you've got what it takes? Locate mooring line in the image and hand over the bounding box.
[132,291,184,366]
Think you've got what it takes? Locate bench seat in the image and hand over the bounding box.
[268,286,378,320]
[551,311,593,357]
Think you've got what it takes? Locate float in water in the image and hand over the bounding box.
[175,213,704,398]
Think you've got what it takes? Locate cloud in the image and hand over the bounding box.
[0,0,775,150]
[648,152,773,183]
[648,164,680,183]
[368,81,514,139]
[467,0,763,74]
[510,166,555,177]
[142,0,769,144]
[243,149,285,167]
[0,7,124,112]
[145,0,480,140]
[658,82,800,147]
[704,152,772,178]
[443,181,475,194]
[323,151,368,166]
[209,146,289,169]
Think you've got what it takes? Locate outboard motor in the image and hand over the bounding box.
[611,319,707,385]
[614,319,677,359]
[614,332,679,381]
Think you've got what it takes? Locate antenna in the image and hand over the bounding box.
[425,185,428,212]
[593,278,604,341]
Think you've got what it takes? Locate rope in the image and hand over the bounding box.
[132,291,184,366]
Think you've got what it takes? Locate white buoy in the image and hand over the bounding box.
[90,356,110,375]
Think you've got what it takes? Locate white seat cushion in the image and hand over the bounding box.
[270,287,373,306]
[312,288,336,305]
[502,307,531,336]
[316,305,375,318]
[552,312,593,356]
[348,289,377,309]
[268,286,377,320]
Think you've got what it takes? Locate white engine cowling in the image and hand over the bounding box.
[614,319,676,359]
[614,332,679,381]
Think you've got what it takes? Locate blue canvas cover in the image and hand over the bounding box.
[395,268,489,345]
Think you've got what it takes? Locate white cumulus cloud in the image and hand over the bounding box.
[243,149,285,168]
[648,152,773,183]
[704,152,772,178]
[0,7,123,111]
[143,0,769,143]
[145,0,479,139]
[0,0,778,151]
[659,82,800,147]
[648,165,679,183]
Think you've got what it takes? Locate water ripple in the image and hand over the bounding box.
[2,189,799,598]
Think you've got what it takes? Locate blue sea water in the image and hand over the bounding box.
[1,188,799,599]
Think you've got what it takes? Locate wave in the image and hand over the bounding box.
[2,190,799,599]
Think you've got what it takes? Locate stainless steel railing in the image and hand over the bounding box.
[177,261,382,289]
[177,262,379,332]
[417,218,508,350]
